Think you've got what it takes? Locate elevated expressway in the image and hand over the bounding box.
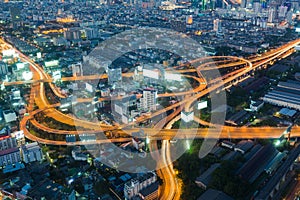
[2,37,300,145]
[6,37,300,200]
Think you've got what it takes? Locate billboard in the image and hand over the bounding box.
[165,72,182,81]
[198,101,208,110]
[143,69,159,79]
[45,60,59,68]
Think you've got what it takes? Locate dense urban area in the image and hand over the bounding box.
[0,0,300,200]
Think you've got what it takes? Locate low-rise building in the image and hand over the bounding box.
[197,188,234,200]
[195,163,220,190]
[234,140,254,154]
[250,100,264,112]
[220,141,235,150]
[263,80,300,110]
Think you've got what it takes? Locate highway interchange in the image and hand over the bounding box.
[1,37,300,200]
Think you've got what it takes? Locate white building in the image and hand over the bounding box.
[124,172,157,200]
[3,110,17,123]
[181,111,194,123]
[21,142,43,163]
[213,19,222,33]
[141,88,157,111]
[268,8,275,23]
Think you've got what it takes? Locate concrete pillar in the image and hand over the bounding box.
[275,182,280,190]
[290,164,293,171]
[270,189,274,198]
[282,173,286,182]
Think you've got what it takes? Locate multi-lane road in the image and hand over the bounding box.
[2,36,300,200]
[2,37,300,144]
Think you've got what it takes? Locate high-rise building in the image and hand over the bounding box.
[260,0,267,9]
[124,172,158,200]
[9,6,22,28]
[0,61,8,76]
[278,5,288,18]
[83,28,98,39]
[0,136,21,168]
[64,28,81,41]
[0,136,17,150]
[141,88,157,111]
[241,0,247,8]
[286,10,293,24]
[21,142,43,163]
[268,8,276,23]
[201,0,207,10]
[253,1,262,13]
[291,0,299,12]
[210,0,216,9]
[0,148,21,167]
[213,19,222,33]
[9,7,22,23]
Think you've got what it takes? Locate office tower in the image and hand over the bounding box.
[9,6,22,28]
[253,1,262,13]
[291,0,299,12]
[21,142,43,163]
[141,88,157,111]
[10,7,21,22]
[286,10,293,24]
[241,0,247,8]
[0,61,8,76]
[64,28,81,41]
[213,19,222,33]
[201,0,207,10]
[260,0,267,8]
[278,5,288,17]
[210,0,216,9]
[0,136,17,150]
[0,136,21,167]
[268,8,275,22]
